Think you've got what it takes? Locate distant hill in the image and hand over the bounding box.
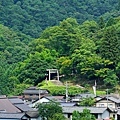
[0,24,31,64]
[0,24,32,95]
[0,0,119,38]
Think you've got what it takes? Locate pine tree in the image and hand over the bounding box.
[100,26,120,65]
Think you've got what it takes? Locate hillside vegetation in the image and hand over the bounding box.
[0,0,120,95]
[0,0,120,38]
[0,17,119,95]
[0,24,31,94]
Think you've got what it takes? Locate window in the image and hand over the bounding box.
[108,104,113,107]
[99,104,104,107]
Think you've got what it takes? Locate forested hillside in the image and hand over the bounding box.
[0,24,31,94]
[0,0,120,95]
[1,17,120,95]
[0,0,120,38]
[18,17,120,87]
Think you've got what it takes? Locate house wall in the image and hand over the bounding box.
[98,110,109,119]
[33,98,50,107]
[30,117,42,120]
[29,98,50,108]
[96,100,116,108]
[64,114,68,118]
[102,110,110,119]
[64,113,72,120]
[24,95,39,101]
[38,98,50,103]
[110,113,117,120]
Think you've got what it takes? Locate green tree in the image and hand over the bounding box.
[98,17,105,29]
[38,102,62,120]
[40,18,81,56]
[72,111,81,120]
[100,26,120,65]
[105,18,116,27]
[103,70,118,87]
[116,62,120,79]
[80,109,96,120]
[57,56,72,76]
[79,20,99,38]
[0,24,30,64]
[71,37,102,79]
[79,97,95,106]
[72,108,96,120]
[49,113,66,120]
[0,0,119,38]
[15,49,58,85]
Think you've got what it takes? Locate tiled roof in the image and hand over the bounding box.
[23,89,49,95]
[96,96,120,103]
[15,104,33,112]
[9,98,24,104]
[62,106,108,114]
[0,113,25,118]
[0,98,21,113]
[60,102,77,107]
[107,96,120,103]
[45,96,64,101]
[76,93,95,98]
[26,110,39,118]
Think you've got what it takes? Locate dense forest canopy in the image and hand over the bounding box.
[0,0,120,38]
[0,24,32,94]
[0,0,120,95]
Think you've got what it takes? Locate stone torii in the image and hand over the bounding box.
[46,69,59,81]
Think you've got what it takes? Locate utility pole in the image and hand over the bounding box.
[106,89,108,107]
[66,81,68,102]
[39,89,41,100]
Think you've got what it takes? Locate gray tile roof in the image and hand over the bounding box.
[62,106,108,114]
[23,89,49,95]
[15,104,33,112]
[0,113,25,118]
[96,96,120,103]
[60,102,77,107]
[26,110,39,118]
[39,96,65,103]
[0,98,21,113]
[9,98,24,104]
[45,96,64,101]
[107,96,120,103]
[76,93,95,98]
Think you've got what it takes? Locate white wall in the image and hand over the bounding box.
[96,100,116,108]
[29,98,50,108]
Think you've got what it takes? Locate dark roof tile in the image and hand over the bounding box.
[0,113,25,118]
[15,104,33,112]
[26,110,39,118]
[62,106,108,114]
[0,98,21,113]
[9,98,24,104]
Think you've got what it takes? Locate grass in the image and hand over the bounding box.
[37,80,86,95]
[38,80,107,96]
[38,80,55,88]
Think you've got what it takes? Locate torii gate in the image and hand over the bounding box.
[46,69,59,81]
